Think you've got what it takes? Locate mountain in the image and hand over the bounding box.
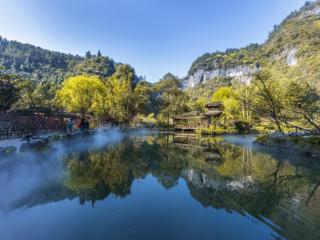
[183,0,320,89]
[1,1,319,89]
[0,37,124,83]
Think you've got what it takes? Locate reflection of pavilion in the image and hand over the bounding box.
[172,134,223,163]
[172,134,203,149]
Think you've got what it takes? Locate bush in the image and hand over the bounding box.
[234,121,251,133]
[131,113,157,128]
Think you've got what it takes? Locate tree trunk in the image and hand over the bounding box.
[274,114,283,132]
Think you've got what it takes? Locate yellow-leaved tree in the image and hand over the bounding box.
[104,65,137,123]
[55,75,106,116]
[211,86,241,127]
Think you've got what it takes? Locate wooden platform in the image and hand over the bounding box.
[174,125,199,131]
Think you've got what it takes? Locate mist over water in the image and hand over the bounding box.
[0,129,127,211]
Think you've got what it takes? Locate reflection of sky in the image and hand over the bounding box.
[0,176,282,240]
[0,0,306,82]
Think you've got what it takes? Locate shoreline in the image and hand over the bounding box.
[254,133,320,158]
[1,129,320,158]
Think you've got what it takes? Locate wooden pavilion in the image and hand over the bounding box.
[173,102,223,131]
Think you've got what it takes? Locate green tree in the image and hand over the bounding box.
[286,82,320,132]
[133,80,153,114]
[15,79,58,109]
[75,56,115,78]
[154,73,189,125]
[85,51,92,59]
[0,73,19,110]
[248,71,287,132]
[97,50,102,58]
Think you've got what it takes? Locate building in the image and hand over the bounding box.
[173,102,223,131]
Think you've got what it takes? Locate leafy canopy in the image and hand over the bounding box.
[56,75,106,115]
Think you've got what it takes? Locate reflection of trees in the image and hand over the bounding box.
[64,135,320,210]
[64,135,190,202]
[62,134,320,239]
[173,135,320,240]
[152,135,189,189]
[64,141,135,205]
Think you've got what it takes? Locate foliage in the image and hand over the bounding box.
[14,79,58,108]
[234,121,251,133]
[55,65,152,123]
[247,71,287,132]
[0,36,119,84]
[131,113,157,128]
[186,76,231,112]
[188,43,260,75]
[196,125,236,135]
[133,80,153,114]
[211,86,241,128]
[75,55,115,78]
[0,71,56,110]
[185,0,320,133]
[0,73,19,110]
[104,64,140,123]
[188,1,320,79]
[154,73,189,126]
[245,69,320,133]
[1,1,320,131]
[0,36,80,84]
[285,81,320,132]
[56,75,106,115]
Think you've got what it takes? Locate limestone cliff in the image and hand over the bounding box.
[183,0,320,89]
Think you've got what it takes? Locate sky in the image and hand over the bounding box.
[0,0,307,82]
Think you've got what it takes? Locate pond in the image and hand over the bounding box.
[0,130,319,240]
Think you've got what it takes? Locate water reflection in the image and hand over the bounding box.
[61,134,320,239]
[1,132,320,240]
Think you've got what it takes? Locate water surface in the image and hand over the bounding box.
[0,131,319,240]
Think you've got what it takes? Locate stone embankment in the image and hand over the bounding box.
[254,132,320,157]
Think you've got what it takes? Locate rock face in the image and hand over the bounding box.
[183,65,259,88]
[182,1,320,90]
[182,169,224,189]
[299,5,320,18]
[181,168,253,191]
[275,47,298,66]
[286,48,297,66]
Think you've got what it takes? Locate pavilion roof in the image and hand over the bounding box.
[203,110,223,117]
[205,102,223,109]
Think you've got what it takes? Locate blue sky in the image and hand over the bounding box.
[0,0,307,82]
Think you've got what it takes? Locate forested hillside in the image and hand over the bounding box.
[0,37,124,83]
[0,37,145,121]
[184,0,320,89]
